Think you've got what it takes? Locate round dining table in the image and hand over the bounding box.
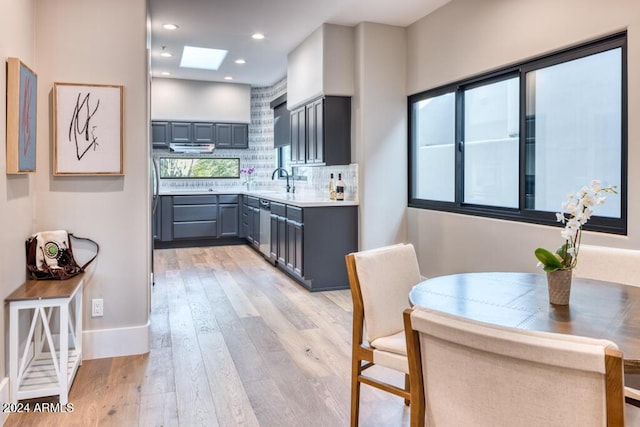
[408,272,640,385]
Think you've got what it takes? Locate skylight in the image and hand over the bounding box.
[180,46,228,70]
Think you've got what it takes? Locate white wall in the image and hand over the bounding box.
[406,0,640,276]
[35,0,150,358]
[0,0,37,384]
[152,78,251,123]
[287,23,355,110]
[354,22,407,249]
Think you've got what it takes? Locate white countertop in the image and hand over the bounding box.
[158,188,358,208]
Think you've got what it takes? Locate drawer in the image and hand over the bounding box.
[271,202,286,216]
[173,221,217,239]
[219,195,239,204]
[247,196,260,208]
[173,204,217,222]
[173,195,217,205]
[286,206,303,223]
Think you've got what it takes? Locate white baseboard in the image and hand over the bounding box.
[82,321,150,360]
[0,377,9,425]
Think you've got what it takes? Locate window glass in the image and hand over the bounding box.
[412,92,456,202]
[463,77,519,208]
[527,48,622,217]
[159,157,240,178]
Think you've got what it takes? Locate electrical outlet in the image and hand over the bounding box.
[92,298,104,317]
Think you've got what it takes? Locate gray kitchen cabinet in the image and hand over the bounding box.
[269,202,286,263]
[231,124,248,148]
[289,96,350,166]
[151,121,248,148]
[244,196,260,248]
[286,218,304,278]
[218,195,239,237]
[172,195,217,239]
[156,194,247,247]
[297,205,357,291]
[170,122,192,143]
[290,106,306,164]
[306,98,323,164]
[193,122,215,143]
[216,123,248,149]
[262,200,358,291]
[152,121,170,149]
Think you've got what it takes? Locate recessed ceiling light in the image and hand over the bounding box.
[163,23,179,30]
[235,59,246,65]
[160,52,172,57]
[161,72,171,76]
[224,76,233,80]
[180,46,228,70]
[251,33,265,40]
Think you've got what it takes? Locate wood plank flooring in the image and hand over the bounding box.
[6,245,410,426]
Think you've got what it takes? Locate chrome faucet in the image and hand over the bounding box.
[271,168,294,193]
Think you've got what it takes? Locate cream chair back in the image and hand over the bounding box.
[405,307,625,427]
[574,245,640,287]
[353,243,422,343]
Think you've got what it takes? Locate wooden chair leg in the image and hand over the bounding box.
[351,360,362,427]
[404,373,410,406]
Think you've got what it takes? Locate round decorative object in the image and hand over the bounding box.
[546,269,573,305]
[44,241,60,259]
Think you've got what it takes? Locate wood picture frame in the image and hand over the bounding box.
[53,83,124,175]
[6,58,37,174]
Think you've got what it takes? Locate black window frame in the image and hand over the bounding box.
[408,32,627,235]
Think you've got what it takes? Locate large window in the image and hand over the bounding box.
[409,33,626,234]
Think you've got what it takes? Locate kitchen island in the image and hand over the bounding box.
[155,189,358,291]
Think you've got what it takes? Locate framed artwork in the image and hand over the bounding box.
[6,58,37,174]
[53,83,124,175]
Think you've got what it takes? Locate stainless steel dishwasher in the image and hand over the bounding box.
[259,199,271,259]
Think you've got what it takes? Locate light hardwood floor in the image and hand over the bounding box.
[6,245,410,426]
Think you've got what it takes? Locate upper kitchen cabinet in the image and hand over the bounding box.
[287,23,355,110]
[193,122,215,143]
[170,122,192,143]
[151,121,170,149]
[215,123,248,149]
[290,96,351,166]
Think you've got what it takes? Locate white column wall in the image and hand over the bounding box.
[34,0,150,358]
[354,23,407,250]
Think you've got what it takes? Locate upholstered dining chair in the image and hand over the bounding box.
[403,306,627,427]
[574,245,640,287]
[345,243,423,427]
[573,244,640,419]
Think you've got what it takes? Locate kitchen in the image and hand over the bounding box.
[150,21,361,290]
[151,2,412,290]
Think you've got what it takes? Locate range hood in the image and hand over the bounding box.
[169,143,215,154]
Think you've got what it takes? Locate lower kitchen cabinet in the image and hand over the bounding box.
[172,195,218,239]
[155,194,241,246]
[244,196,260,249]
[218,195,239,237]
[266,203,357,291]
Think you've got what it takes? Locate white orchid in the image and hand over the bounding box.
[535,181,618,272]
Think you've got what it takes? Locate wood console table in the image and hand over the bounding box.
[5,275,84,404]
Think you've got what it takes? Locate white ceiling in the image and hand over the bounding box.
[149,0,451,87]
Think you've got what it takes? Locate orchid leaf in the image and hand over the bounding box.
[534,247,563,272]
